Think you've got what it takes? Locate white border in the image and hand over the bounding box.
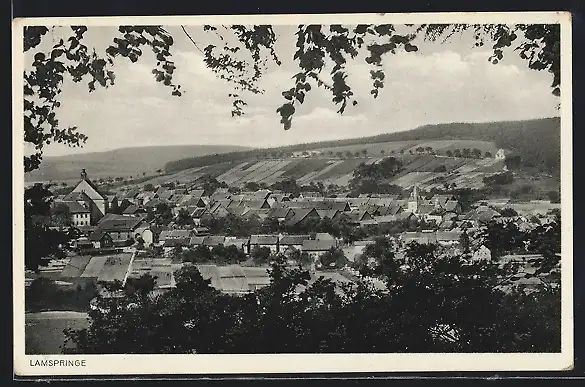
[12,12,574,376]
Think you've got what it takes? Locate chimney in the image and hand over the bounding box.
[80,169,88,180]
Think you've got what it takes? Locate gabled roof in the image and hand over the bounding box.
[284,208,320,226]
[61,200,90,213]
[302,239,336,251]
[88,230,110,241]
[267,207,291,219]
[279,234,311,245]
[190,189,205,198]
[189,236,205,246]
[97,214,143,232]
[122,204,145,214]
[417,204,437,215]
[240,199,270,210]
[316,209,341,219]
[315,232,335,240]
[224,237,249,247]
[203,235,226,246]
[63,190,92,203]
[444,200,460,212]
[250,235,278,245]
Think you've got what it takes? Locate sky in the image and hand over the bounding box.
[23,24,560,157]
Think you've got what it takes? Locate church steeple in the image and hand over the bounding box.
[80,169,87,180]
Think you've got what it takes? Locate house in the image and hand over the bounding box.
[407,185,423,213]
[189,236,205,247]
[249,235,279,254]
[134,225,154,246]
[96,214,145,246]
[316,209,342,221]
[301,239,337,261]
[402,231,437,245]
[315,232,335,241]
[224,237,250,253]
[87,230,113,249]
[430,194,455,208]
[279,234,311,255]
[342,240,375,262]
[347,210,374,224]
[284,208,321,227]
[471,245,492,262]
[59,200,91,227]
[203,235,226,248]
[435,231,463,246]
[244,209,270,221]
[64,170,108,223]
[122,204,147,216]
[267,207,292,222]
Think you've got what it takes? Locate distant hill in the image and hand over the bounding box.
[24,145,252,183]
[165,117,560,174]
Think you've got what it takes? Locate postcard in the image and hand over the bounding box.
[13,11,573,376]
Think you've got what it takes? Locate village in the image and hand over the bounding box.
[27,166,561,304]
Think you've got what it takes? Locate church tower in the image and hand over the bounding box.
[407,184,420,213]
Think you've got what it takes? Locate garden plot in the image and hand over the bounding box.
[317,159,364,181]
[259,166,294,186]
[297,170,321,184]
[97,254,133,283]
[391,172,433,188]
[331,173,354,186]
[279,159,331,180]
[249,161,291,183]
[59,256,92,278]
[219,162,264,185]
[80,256,109,278]
[217,162,249,184]
[231,161,272,185]
[302,160,343,182]
[240,161,281,184]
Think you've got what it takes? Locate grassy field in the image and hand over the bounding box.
[25,312,90,354]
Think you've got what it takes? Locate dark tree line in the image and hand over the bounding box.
[63,237,560,354]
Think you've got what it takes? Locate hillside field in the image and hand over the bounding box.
[135,152,516,192]
[25,144,252,183]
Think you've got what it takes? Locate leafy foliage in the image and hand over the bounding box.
[23,24,560,174]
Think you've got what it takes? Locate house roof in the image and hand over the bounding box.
[240,199,269,210]
[122,204,144,214]
[97,214,143,232]
[250,235,278,245]
[444,200,459,212]
[267,207,291,219]
[316,209,340,219]
[417,204,436,215]
[402,232,437,244]
[315,232,335,240]
[279,234,310,245]
[284,208,320,226]
[224,237,249,247]
[88,230,110,241]
[63,190,92,203]
[61,201,90,213]
[302,239,336,251]
[435,231,463,241]
[203,236,226,246]
[189,236,205,246]
[190,189,205,197]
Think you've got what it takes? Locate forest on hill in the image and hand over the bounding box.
[164,117,560,175]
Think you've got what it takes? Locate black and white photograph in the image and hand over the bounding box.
[13,12,573,376]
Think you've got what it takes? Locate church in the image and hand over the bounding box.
[60,169,109,226]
